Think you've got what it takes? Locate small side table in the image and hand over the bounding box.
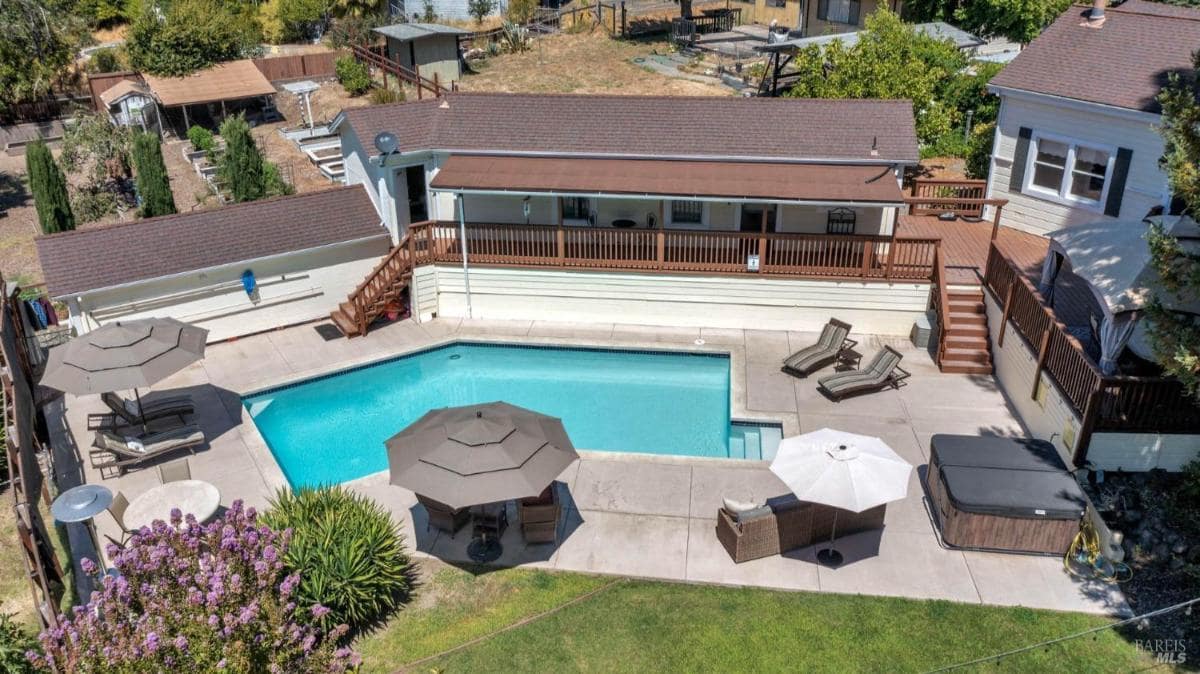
[836,348,862,371]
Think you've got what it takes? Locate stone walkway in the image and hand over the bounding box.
[48,317,1127,616]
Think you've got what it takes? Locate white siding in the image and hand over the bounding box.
[422,265,930,334]
[412,264,439,320]
[461,194,558,224]
[72,238,390,343]
[777,205,887,235]
[986,94,1168,236]
[1088,433,1200,472]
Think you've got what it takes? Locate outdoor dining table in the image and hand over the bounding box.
[124,480,222,530]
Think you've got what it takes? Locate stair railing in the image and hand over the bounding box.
[349,233,415,336]
[931,241,951,366]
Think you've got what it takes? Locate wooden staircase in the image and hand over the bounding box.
[939,287,993,374]
[330,235,415,337]
[930,244,993,375]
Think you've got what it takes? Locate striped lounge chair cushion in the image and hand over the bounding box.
[783,322,849,373]
[818,348,902,393]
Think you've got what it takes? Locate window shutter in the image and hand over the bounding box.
[817,0,828,20]
[1008,126,1033,192]
[1104,148,1133,218]
[848,0,860,24]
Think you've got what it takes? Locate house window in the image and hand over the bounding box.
[671,200,703,224]
[766,0,786,7]
[817,0,860,24]
[562,197,590,220]
[826,208,856,235]
[1025,134,1114,207]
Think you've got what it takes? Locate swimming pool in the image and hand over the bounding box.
[243,342,778,487]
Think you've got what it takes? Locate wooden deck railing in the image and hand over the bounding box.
[408,221,939,281]
[983,243,1200,459]
[351,45,453,100]
[348,233,416,335]
[930,242,950,365]
[905,179,1008,241]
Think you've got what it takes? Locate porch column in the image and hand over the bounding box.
[757,205,768,271]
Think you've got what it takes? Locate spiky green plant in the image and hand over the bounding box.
[262,486,412,633]
[132,132,176,218]
[25,139,75,234]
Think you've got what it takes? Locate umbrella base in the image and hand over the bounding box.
[467,537,503,563]
[816,548,843,567]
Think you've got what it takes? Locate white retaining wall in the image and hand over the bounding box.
[412,265,930,334]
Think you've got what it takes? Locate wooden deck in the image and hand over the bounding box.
[898,214,1048,286]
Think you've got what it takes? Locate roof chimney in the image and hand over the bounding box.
[1084,0,1106,27]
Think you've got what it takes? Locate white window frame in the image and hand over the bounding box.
[1021,131,1117,211]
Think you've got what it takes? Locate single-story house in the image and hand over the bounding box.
[984,0,1197,235]
[35,186,389,342]
[373,23,467,87]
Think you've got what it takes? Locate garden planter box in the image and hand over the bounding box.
[927,434,1087,555]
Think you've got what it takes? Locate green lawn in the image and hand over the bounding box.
[356,565,1150,673]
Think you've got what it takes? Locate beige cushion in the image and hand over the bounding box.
[723,497,759,514]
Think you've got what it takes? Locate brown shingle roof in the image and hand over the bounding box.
[99,80,151,107]
[337,93,919,163]
[143,60,276,107]
[989,2,1200,114]
[431,155,904,203]
[36,186,387,297]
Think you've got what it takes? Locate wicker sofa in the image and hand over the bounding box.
[716,495,886,563]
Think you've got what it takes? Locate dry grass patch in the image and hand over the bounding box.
[458,30,730,96]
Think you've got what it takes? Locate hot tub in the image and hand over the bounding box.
[927,434,1087,555]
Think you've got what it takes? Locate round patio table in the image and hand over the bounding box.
[124,480,221,530]
[51,484,113,571]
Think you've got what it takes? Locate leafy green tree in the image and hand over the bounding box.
[469,0,495,24]
[126,0,260,76]
[0,0,88,116]
[131,132,176,217]
[905,0,1070,44]
[75,0,127,27]
[964,121,996,179]
[325,11,391,48]
[260,0,330,42]
[218,114,266,203]
[1146,51,1200,397]
[25,140,75,234]
[784,10,965,146]
[335,55,371,96]
[86,47,125,73]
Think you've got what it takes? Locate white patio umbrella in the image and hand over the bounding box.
[769,428,912,567]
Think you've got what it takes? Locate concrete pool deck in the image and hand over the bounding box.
[46,317,1128,616]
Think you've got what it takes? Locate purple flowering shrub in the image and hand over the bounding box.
[30,500,361,672]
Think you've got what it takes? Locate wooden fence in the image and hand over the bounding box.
[252,51,345,82]
[908,179,988,219]
[408,221,939,281]
[351,44,452,100]
[983,243,1200,461]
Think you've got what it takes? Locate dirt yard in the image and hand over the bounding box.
[457,30,731,97]
[0,153,42,284]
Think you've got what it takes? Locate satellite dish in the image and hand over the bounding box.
[374,131,399,155]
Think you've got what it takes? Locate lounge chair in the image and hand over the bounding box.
[92,425,206,477]
[416,494,470,538]
[519,485,561,544]
[817,346,910,400]
[781,319,856,378]
[87,392,195,430]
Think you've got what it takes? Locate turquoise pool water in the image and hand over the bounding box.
[243,342,777,487]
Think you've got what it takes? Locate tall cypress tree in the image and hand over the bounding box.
[132,132,177,218]
[217,115,265,203]
[25,139,75,234]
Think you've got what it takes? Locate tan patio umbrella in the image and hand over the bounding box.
[40,317,208,421]
[385,401,578,511]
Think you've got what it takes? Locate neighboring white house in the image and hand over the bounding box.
[35,187,390,342]
[984,0,1198,236]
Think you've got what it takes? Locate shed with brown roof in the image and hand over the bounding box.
[142,60,276,108]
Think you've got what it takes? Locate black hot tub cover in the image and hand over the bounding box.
[931,434,1086,521]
